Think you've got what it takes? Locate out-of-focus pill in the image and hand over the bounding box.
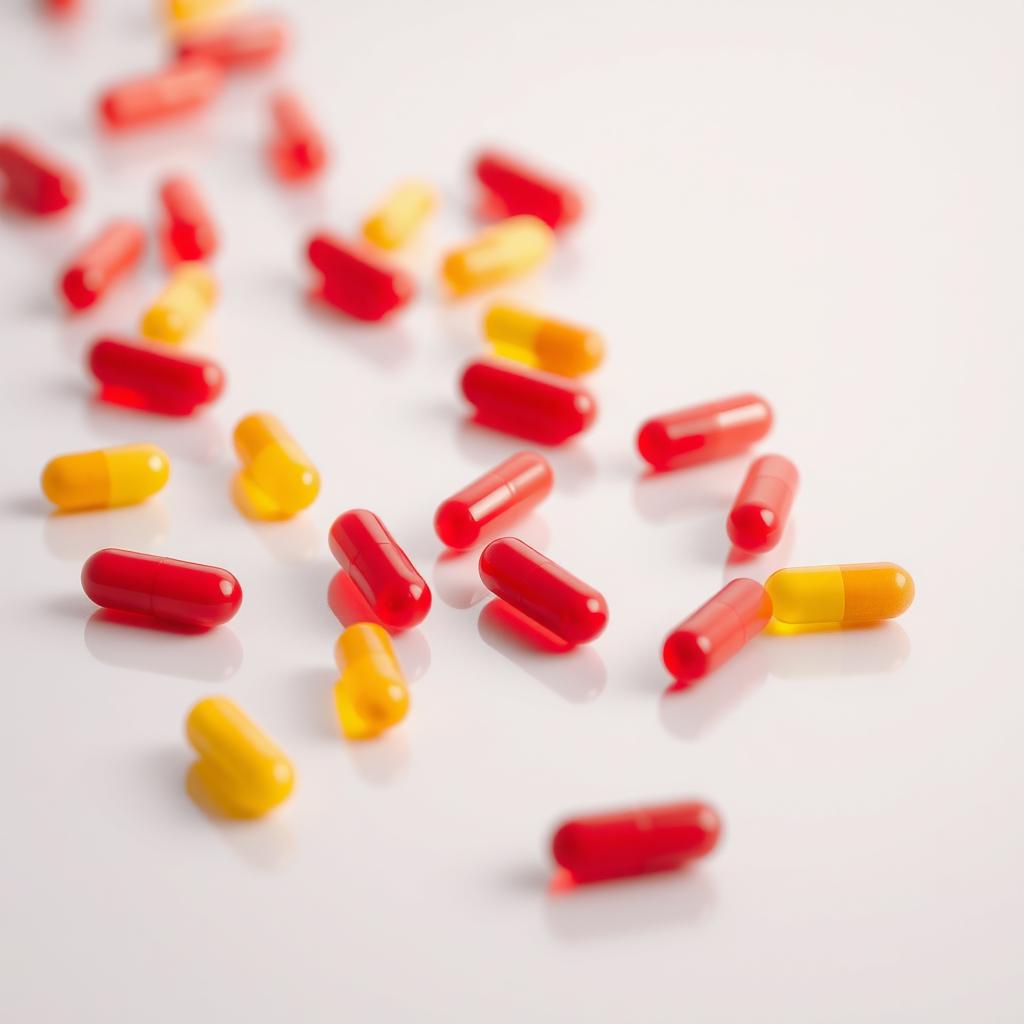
[765,564,915,625]
[307,233,415,321]
[42,0,80,16]
[267,91,327,181]
[140,262,217,344]
[159,175,217,265]
[362,180,436,250]
[442,215,553,295]
[483,304,603,377]
[233,413,319,518]
[0,135,80,215]
[59,220,145,311]
[727,455,798,553]
[175,14,287,68]
[474,150,583,230]
[552,801,722,883]
[165,0,236,26]
[98,60,223,130]
[461,359,597,445]
[333,623,409,740]
[637,394,773,472]
[42,444,169,512]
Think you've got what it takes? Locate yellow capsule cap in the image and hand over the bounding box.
[41,444,169,511]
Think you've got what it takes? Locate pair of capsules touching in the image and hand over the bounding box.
[0,134,80,215]
[334,624,410,740]
[232,413,320,520]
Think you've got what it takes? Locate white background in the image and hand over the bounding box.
[2,1,1022,1020]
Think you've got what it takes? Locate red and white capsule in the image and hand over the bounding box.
[60,220,145,311]
[727,455,798,553]
[159,175,217,265]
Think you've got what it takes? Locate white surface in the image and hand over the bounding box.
[2,1,1022,1021]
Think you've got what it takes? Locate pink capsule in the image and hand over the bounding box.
[727,455,799,553]
[159,175,217,265]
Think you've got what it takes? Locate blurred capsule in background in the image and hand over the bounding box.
[483,304,603,377]
[232,413,320,519]
[98,60,223,131]
[333,623,410,740]
[176,13,289,70]
[307,233,415,321]
[159,175,218,265]
[0,135,80,215]
[442,216,553,295]
[141,263,217,344]
[60,220,145,311]
[267,91,327,182]
[42,444,169,512]
[474,149,583,230]
[766,563,915,626]
[362,180,436,251]
[165,0,237,29]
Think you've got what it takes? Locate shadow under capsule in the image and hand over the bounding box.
[762,620,911,680]
[43,499,170,561]
[302,291,415,370]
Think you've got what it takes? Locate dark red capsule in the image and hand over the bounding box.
[159,175,217,265]
[307,233,415,321]
[727,455,799,553]
[329,510,431,629]
[176,14,289,70]
[82,548,242,628]
[60,220,145,311]
[268,91,327,181]
[474,150,583,230]
[98,60,223,130]
[479,537,607,645]
[0,135,80,215]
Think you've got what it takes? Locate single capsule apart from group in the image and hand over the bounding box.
[727,454,799,554]
[362,180,436,250]
[60,220,145,311]
[442,215,553,295]
[483,304,604,377]
[232,413,320,519]
[42,444,170,512]
[140,262,217,344]
[333,623,410,740]
[765,563,915,625]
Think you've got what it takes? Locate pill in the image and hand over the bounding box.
[186,696,293,819]
[442,215,553,295]
[662,579,772,683]
[159,175,217,265]
[307,233,415,321]
[483,304,603,377]
[434,452,553,550]
[461,359,597,445]
[140,263,217,344]
[176,14,289,69]
[43,0,80,16]
[551,801,722,883]
[765,563,915,625]
[42,444,170,512]
[637,394,773,471]
[59,220,145,311]
[474,150,583,229]
[333,623,409,740]
[0,135,80,215]
[98,60,223,130]
[726,455,798,553]
[233,413,319,518]
[361,180,436,250]
[479,537,607,645]
[329,510,431,629]
[268,91,327,181]
[166,0,237,27]
[82,548,242,628]
[88,337,225,415]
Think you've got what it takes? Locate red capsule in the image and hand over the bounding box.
[159,175,217,265]
[98,60,223,130]
[59,220,145,311]
[551,801,722,883]
[88,337,225,415]
[637,393,773,471]
[662,579,772,683]
[474,150,583,230]
[307,233,414,321]
[0,135,80,215]
[329,510,431,629]
[435,452,553,550]
[176,14,289,70]
[82,548,242,628]
[461,359,596,446]
[42,0,80,17]
[727,455,799,553]
[479,537,607,645]
[268,91,327,181]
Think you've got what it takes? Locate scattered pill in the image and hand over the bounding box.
[442,215,553,295]
[362,180,436,251]
[140,262,217,344]
[483,304,603,377]
[42,444,169,512]
[98,59,223,131]
[765,563,915,625]
[0,135,80,215]
[307,233,415,321]
[727,455,799,554]
[333,623,410,740]
[165,0,236,27]
[474,150,583,229]
[232,412,320,518]
[175,14,288,68]
[59,220,145,311]
[159,175,217,265]
[267,91,327,181]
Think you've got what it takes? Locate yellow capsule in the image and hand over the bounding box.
[165,0,236,27]
[483,304,604,377]
[185,696,294,818]
[41,444,169,511]
[333,623,409,740]
[362,180,437,250]
[233,412,320,518]
[141,263,217,344]
[441,215,554,295]
[765,563,915,625]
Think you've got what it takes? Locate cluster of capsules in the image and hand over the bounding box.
[21,0,916,888]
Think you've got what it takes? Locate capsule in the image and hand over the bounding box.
[333,623,409,740]
[42,444,169,512]
[726,455,799,553]
[483,304,603,377]
[662,579,772,683]
[329,510,431,630]
[0,135,80,215]
[442,215,553,295]
[43,0,80,16]
[88,337,225,415]
[479,537,607,645]
[186,697,293,819]
[159,175,217,265]
[176,14,289,69]
[166,0,237,27]
[98,60,223,131]
[360,180,436,251]
[267,91,327,181]
[461,359,596,446]
[474,150,583,230]
[551,801,722,883]
[434,452,553,550]
[59,220,145,311]
[765,563,915,625]
[233,413,319,518]
[82,548,242,628]
[637,393,773,471]
[307,233,415,321]
[140,263,217,344]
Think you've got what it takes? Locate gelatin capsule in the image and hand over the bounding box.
[461,359,597,445]
[727,455,799,554]
[479,537,607,645]
[765,563,915,625]
[186,696,293,819]
[166,0,236,26]
[98,59,223,131]
[434,451,553,550]
[59,220,145,311]
[483,304,604,377]
[42,444,169,512]
[140,262,217,344]
[82,548,242,628]
[307,233,415,321]
[662,579,772,683]
[551,801,722,883]
[268,91,327,181]
[637,393,773,471]
[362,180,436,250]
[176,14,289,69]
[233,413,319,518]
[329,510,432,630]
[160,175,217,265]
[442,215,553,295]
[0,135,80,215]
[474,150,583,230]
[333,623,409,740]
[88,337,225,415]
